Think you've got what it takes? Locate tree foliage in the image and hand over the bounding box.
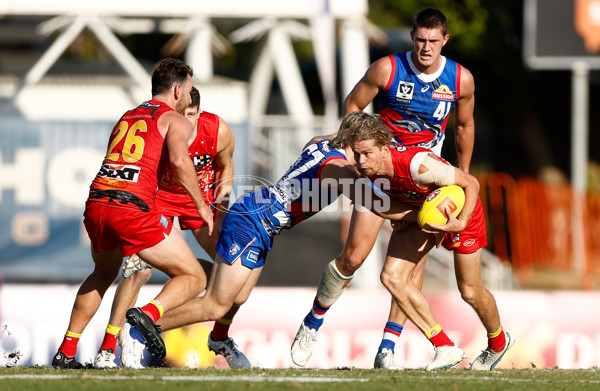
[368,0,489,55]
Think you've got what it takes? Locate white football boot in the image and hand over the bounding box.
[290,322,319,367]
[94,349,117,369]
[374,348,398,369]
[119,323,145,369]
[425,345,467,371]
[470,332,515,370]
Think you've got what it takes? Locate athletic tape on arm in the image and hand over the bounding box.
[415,154,455,186]
[316,260,353,307]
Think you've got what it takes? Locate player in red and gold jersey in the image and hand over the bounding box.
[52,58,213,369]
[93,87,250,369]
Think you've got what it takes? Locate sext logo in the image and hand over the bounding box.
[97,163,140,182]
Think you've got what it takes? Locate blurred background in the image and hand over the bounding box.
[0,0,600,369]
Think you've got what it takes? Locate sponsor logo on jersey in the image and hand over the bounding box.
[396,81,414,103]
[432,85,455,101]
[139,101,161,109]
[229,243,240,256]
[421,85,430,92]
[198,170,215,191]
[97,163,141,182]
[246,250,259,263]
[160,215,169,228]
[192,154,212,168]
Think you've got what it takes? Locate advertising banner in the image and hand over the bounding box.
[1,285,599,369]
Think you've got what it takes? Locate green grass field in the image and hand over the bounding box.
[1,367,599,391]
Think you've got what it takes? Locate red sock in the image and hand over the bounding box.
[98,332,118,353]
[429,331,454,348]
[140,302,161,323]
[211,319,232,341]
[426,324,454,348]
[488,328,507,353]
[58,331,81,357]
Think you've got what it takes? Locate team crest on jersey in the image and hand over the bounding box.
[432,85,455,101]
[229,243,240,256]
[97,163,140,182]
[395,81,414,103]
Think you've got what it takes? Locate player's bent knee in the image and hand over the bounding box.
[380,270,405,297]
[232,293,251,307]
[206,302,232,321]
[336,253,365,274]
[130,268,153,286]
[458,285,480,305]
[93,264,121,283]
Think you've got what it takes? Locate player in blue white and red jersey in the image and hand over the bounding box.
[52,58,214,369]
[115,112,425,349]
[291,8,513,372]
[375,50,461,154]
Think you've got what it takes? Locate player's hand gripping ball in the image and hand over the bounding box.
[417,185,465,228]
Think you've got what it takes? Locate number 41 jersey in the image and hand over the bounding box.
[376,51,461,155]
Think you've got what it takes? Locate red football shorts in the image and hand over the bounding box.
[441,197,487,254]
[155,190,213,230]
[83,201,173,257]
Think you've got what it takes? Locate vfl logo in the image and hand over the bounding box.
[98,163,141,182]
[396,81,414,102]
[432,85,455,101]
